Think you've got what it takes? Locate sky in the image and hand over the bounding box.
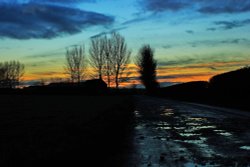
[0,0,250,86]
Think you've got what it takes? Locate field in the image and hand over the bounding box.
[0,95,134,166]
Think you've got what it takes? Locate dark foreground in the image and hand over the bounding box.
[1,95,250,167]
[128,96,250,167]
[0,95,134,166]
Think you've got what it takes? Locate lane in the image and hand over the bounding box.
[126,95,250,167]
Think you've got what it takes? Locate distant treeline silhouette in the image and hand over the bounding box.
[158,66,250,111]
[0,79,108,95]
[0,61,24,88]
[0,33,157,90]
[65,32,131,89]
[209,66,250,96]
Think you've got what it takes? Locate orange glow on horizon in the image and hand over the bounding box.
[22,61,250,87]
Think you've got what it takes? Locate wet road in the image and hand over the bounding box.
[126,95,250,167]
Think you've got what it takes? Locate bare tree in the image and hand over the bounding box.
[0,61,25,88]
[89,37,106,80]
[104,35,114,87]
[88,32,131,88]
[65,45,85,83]
[110,33,131,88]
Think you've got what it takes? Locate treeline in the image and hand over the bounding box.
[0,61,24,88]
[64,32,158,90]
[0,32,159,90]
[158,66,250,110]
[64,32,131,88]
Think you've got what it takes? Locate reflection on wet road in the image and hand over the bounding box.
[127,96,250,167]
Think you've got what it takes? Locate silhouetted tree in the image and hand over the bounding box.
[89,32,131,88]
[89,37,106,80]
[65,45,85,83]
[0,61,25,88]
[136,45,159,92]
[110,32,131,88]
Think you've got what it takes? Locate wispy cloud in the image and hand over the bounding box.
[158,58,197,66]
[206,28,216,31]
[162,45,172,49]
[90,26,128,39]
[31,0,96,3]
[0,2,114,39]
[25,50,64,59]
[198,0,250,14]
[139,0,189,12]
[213,19,250,30]
[189,38,250,47]
[186,30,194,34]
[0,0,96,4]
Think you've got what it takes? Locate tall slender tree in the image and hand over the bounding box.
[89,37,106,80]
[110,32,131,88]
[65,45,85,83]
[136,44,159,92]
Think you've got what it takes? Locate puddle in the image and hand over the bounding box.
[187,125,217,131]
[161,112,174,117]
[160,137,167,141]
[240,146,250,150]
[156,122,169,126]
[161,109,174,116]
[155,122,171,130]
[174,127,186,130]
[188,117,207,121]
[198,126,216,129]
[184,162,219,167]
[213,129,225,132]
[164,109,174,112]
[175,137,207,146]
[135,125,144,130]
[218,132,232,137]
[183,139,206,146]
[186,123,202,126]
[213,130,233,137]
[184,162,207,167]
[156,126,171,130]
[134,110,141,118]
[179,133,201,137]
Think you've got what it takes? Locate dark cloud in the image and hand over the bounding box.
[25,50,63,59]
[189,38,250,47]
[186,30,194,34]
[214,19,250,30]
[122,17,150,25]
[160,82,181,87]
[206,28,216,31]
[157,73,213,80]
[158,58,197,66]
[33,0,96,3]
[162,45,172,49]
[140,0,189,12]
[198,1,250,14]
[90,27,128,39]
[31,71,62,76]
[141,0,250,14]
[0,3,114,39]
[209,66,217,70]
[0,0,95,4]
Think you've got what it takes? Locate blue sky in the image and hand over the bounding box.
[0,0,250,84]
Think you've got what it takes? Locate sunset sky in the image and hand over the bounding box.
[1,0,250,86]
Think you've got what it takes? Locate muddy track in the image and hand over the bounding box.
[126,95,250,167]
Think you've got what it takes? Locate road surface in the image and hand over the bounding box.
[125,96,250,167]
